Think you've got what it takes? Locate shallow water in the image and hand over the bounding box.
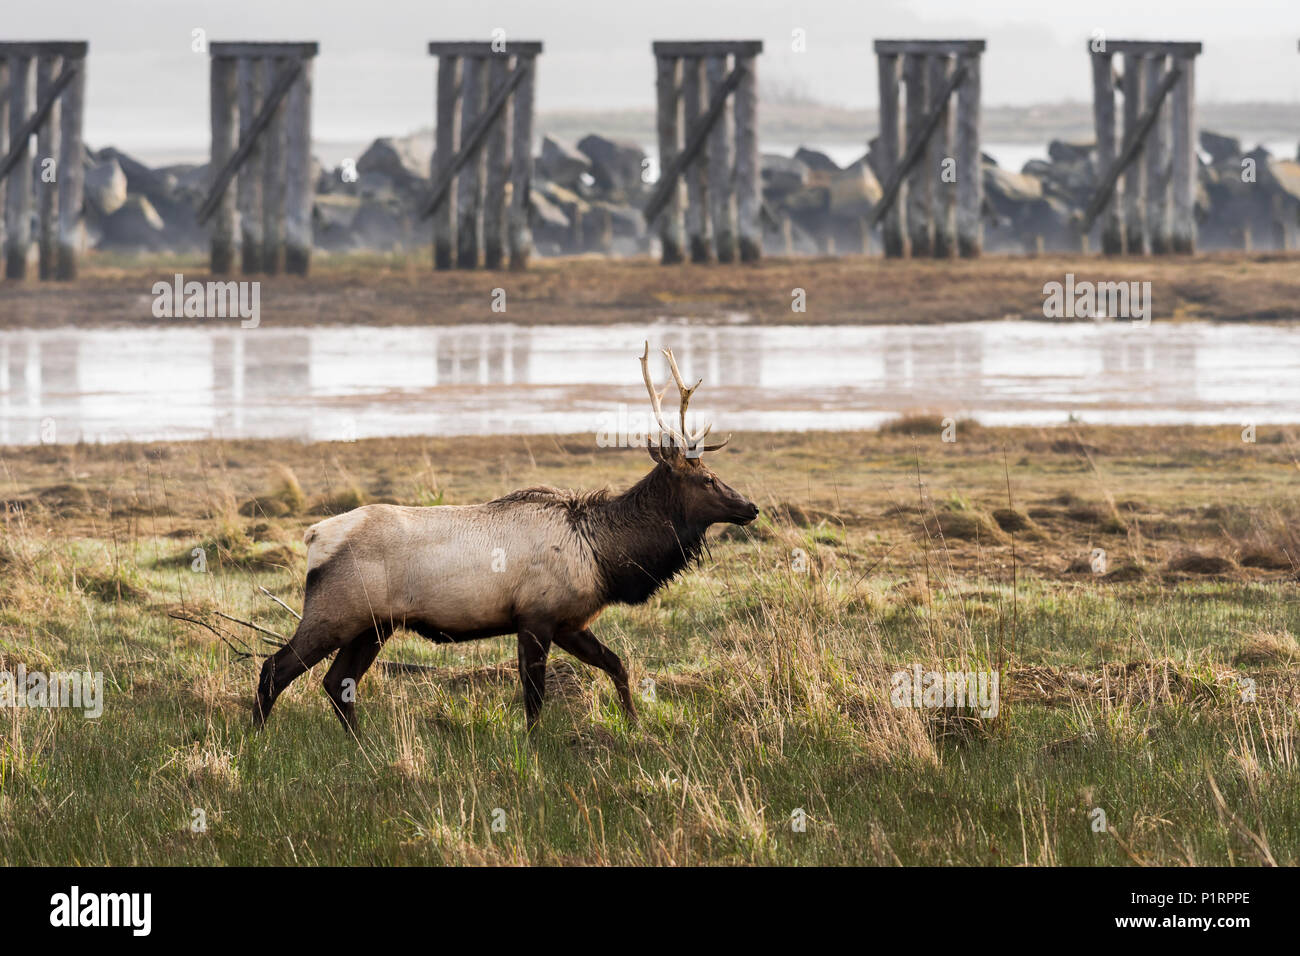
[1,320,1297,445]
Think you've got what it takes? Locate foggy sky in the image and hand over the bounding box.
[8,0,1299,152]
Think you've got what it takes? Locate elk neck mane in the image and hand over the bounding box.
[489,464,707,605]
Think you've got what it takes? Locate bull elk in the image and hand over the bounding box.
[253,343,758,732]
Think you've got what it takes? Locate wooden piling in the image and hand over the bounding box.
[1120,53,1147,254]
[260,57,288,274]
[237,57,266,274]
[876,52,905,257]
[208,56,239,274]
[955,50,982,257]
[284,57,313,275]
[681,57,712,262]
[0,60,7,261]
[508,54,536,270]
[1090,51,1122,254]
[456,56,485,268]
[35,55,61,279]
[705,55,736,262]
[929,54,956,258]
[1170,54,1196,253]
[655,55,685,263]
[55,52,85,279]
[903,53,932,257]
[1144,54,1171,254]
[482,54,512,270]
[4,55,35,279]
[434,55,460,270]
[734,54,761,262]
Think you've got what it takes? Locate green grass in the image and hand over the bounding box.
[1,427,1297,864]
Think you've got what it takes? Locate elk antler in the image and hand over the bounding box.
[639,342,729,455]
[640,342,690,450]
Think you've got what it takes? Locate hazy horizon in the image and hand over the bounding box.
[6,0,1299,159]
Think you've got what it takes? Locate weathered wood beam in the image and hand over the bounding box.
[870,63,968,227]
[207,56,238,273]
[197,59,302,224]
[652,41,762,57]
[428,41,542,56]
[876,53,905,256]
[705,54,736,262]
[4,55,35,279]
[261,56,289,274]
[55,53,85,279]
[1120,53,1147,253]
[733,53,760,262]
[955,51,982,257]
[1144,55,1171,253]
[420,59,529,220]
[903,54,932,256]
[642,61,747,227]
[874,39,986,55]
[1090,50,1122,254]
[0,60,79,182]
[655,55,684,263]
[209,42,319,58]
[0,42,88,57]
[680,57,710,262]
[482,54,513,269]
[284,57,314,275]
[929,54,956,258]
[237,57,266,273]
[433,55,460,269]
[36,54,61,279]
[1170,55,1197,254]
[507,55,536,270]
[1080,64,1182,232]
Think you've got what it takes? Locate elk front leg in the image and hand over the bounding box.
[516,621,554,732]
[555,627,636,725]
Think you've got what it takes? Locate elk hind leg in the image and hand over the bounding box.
[322,625,391,733]
[555,627,636,724]
[253,616,350,727]
[516,621,554,732]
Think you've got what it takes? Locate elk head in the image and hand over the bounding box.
[639,342,759,527]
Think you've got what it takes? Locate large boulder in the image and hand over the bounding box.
[538,136,592,190]
[827,160,881,219]
[349,198,409,250]
[100,196,167,251]
[357,135,430,191]
[95,147,176,205]
[794,146,840,175]
[1200,130,1242,167]
[576,134,646,193]
[761,154,809,198]
[84,157,128,216]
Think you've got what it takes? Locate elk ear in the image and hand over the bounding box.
[646,441,664,464]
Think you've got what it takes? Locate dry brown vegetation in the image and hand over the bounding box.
[2,252,1298,328]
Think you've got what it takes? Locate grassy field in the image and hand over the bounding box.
[1,423,1298,865]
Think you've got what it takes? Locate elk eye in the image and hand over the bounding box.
[704,477,715,487]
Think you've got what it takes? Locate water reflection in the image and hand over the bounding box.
[1,320,1297,445]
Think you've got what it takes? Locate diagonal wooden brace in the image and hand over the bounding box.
[0,62,80,183]
[1080,65,1182,232]
[197,60,302,225]
[642,62,747,226]
[420,59,529,220]
[870,63,967,227]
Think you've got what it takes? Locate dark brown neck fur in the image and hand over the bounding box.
[576,465,708,605]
